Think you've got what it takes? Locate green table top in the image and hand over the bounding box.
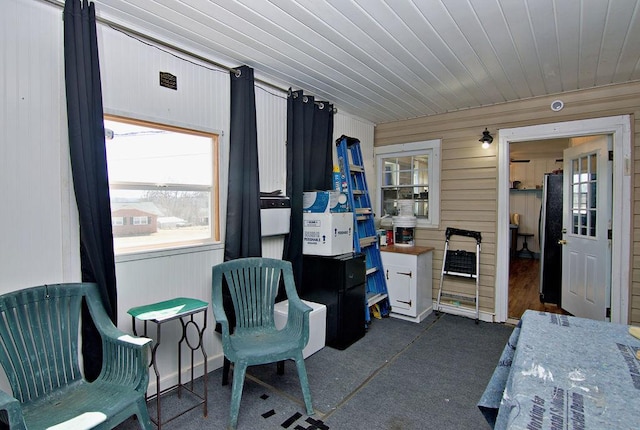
[127,297,208,322]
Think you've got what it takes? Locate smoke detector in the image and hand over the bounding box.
[550,100,564,112]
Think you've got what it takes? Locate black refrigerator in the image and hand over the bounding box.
[539,172,563,305]
[301,253,366,350]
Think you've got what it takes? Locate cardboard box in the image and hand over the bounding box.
[273,300,327,358]
[303,191,348,213]
[302,212,353,256]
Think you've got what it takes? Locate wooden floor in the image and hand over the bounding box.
[508,257,568,320]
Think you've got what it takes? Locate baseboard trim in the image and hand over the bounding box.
[146,353,225,396]
[434,302,495,323]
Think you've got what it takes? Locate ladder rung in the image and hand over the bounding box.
[443,271,477,278]
[439,292,477,303]
[367,292,388,307]
[359,236,377,248]
[337,135,388,319]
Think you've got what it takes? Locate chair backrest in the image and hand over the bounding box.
[213,258,291,334]
[0,283,97,403]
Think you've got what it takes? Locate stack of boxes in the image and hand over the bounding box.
[302,191,353,256]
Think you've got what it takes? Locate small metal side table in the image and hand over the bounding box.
[128,297,208,429]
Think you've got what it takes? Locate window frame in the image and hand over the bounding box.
[104,114,221,255]
[375,139,441,228]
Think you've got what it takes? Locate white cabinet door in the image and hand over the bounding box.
[385,263,414,313]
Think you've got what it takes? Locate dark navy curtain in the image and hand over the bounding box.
[63,0,116,381]
[224,65,262,261]
[220,65,262,384]
[283,90,334,288]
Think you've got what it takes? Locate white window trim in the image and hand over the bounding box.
[375,139,441,228]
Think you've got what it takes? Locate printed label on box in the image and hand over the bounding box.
[302,212,353,256]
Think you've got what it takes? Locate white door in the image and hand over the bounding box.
[561,137,612,320]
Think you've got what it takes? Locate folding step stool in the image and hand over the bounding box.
[436,227,482,324]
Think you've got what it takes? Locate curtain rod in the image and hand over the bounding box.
[42,0,336,112]
[40,0,300,98]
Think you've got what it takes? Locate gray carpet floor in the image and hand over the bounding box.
[115,313,514,430]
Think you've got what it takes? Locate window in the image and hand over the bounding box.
[571,153,598,237]
[104,116,219,254]
[375,139,441,228]
[132,216,149,225]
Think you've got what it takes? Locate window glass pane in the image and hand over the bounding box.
[396,156,412,171]
[589,210,596,237]
[105,117,217,253]
[398,171,413,185]
[415,201,428,217]
[105,120,212,186]
[380,154,431,217]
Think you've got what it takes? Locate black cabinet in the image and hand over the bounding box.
[301,253,366,350]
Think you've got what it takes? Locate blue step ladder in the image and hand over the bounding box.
[336,135,390,323]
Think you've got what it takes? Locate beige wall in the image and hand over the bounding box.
[375,81,640,324]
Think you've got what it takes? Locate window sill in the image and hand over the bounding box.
[115,241,223,263]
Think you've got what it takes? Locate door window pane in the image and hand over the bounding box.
[570,152,598,238]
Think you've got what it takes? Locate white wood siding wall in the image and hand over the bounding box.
[1,0,79,290]
[375,81,640,325]
[509,159,562,255]
[333,113,377,211]
[2,0,375,394]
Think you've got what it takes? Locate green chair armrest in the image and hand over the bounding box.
[284,296,311,345]
[85,292,151,389]
[0,389,26,430]
[100,335,151,392]
[211,299,232,353]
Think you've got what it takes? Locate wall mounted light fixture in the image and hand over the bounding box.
[479,128,493,149]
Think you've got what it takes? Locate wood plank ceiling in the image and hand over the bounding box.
[93,0,640,125]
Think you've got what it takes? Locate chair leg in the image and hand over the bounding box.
[229,361,247,430]
[222,356,230,386]
[293,354,314,416]
[135,398,154,430]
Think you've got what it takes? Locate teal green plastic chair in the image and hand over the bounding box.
[212,258,314,429]
[0,283,153,430]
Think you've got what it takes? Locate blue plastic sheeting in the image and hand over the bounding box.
[479,310,640,429]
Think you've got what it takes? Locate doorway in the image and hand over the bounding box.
[507,136,612,320]
[496,115,632,324]
[508,138,567,319]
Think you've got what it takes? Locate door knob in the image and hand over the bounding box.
[558,239,567,245]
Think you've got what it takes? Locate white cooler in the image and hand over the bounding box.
[273,299,326,358]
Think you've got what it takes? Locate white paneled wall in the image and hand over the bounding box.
[1,0,79,290]
[333,112,377,211]
[509,159,563,254]
[256,85,287,259]
[4,0,375,395]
